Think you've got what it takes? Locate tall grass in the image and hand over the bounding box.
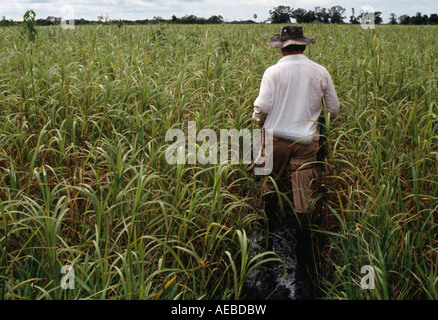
[0,23,437,300]
[0,23,277,300]
[308,24,438,299]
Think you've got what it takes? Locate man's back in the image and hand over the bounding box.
[254,54,339,144]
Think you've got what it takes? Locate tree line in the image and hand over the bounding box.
[269,5,438,25]
[0,14,253,27]
[1,6,438,27]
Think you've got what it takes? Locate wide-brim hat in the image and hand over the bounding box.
[268,25,316,48]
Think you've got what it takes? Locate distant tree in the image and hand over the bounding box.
[350,8,360,24]
[229,19,256,24]
[180,14,205,24]
[76,18,88,25]
[429,13,438,24]
[153,16,165,23]
[269,5,293,23]
[170,14,226,24]
[207,15,223,24]
[411,12,428,25]
[314,6,330,23]
[0,16,9,27]
[305,10,317,23]
[422,14,429,24]
[292,8,307,23]
[374,12,383,24]
[329,5,346,23]
[97,14,110,23]
[399,14,411,24]
[389,13,398,24]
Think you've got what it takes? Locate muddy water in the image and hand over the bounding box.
[242,221,313,300]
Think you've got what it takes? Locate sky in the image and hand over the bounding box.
[1,0,437,22]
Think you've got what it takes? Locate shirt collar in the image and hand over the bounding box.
[278,54,308,63]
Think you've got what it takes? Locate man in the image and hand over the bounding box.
[254,25,339,215]
[253,25,340,298]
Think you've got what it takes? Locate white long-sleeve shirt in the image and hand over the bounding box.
[253,54,340,145]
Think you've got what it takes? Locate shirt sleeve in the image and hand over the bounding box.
[253,70,273,115]
[322,71,340,117]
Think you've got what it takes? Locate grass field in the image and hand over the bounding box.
[0,22,437,300]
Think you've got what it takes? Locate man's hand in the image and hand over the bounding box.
[252,106,268,126]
